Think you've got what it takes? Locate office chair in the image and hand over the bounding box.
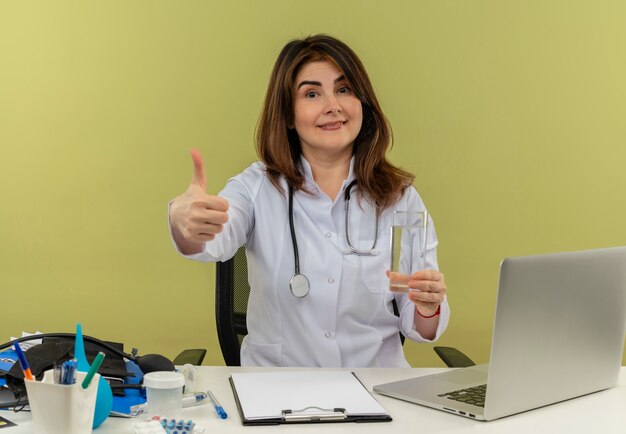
[215,247,475,368]
[215,247,250,366]
[172,349,207,366]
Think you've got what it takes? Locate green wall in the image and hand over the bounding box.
[1,1,625,366]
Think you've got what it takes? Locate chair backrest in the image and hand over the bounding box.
[215,247,249,366]
[172,348,207,366]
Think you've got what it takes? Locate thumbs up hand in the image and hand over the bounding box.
[170,149,229,254]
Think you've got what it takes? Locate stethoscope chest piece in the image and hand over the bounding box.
[289,273,310,298]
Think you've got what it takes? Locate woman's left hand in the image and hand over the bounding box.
[390,270,446,317]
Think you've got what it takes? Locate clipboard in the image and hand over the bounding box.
[229,371,392,425]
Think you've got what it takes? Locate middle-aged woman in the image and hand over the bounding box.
[168,34,449,367]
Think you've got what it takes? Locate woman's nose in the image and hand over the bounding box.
[324,95,342,114]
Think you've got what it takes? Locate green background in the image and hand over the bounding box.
[1,0,625,366]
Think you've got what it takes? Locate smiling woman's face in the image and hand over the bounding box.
[293,61,363,160]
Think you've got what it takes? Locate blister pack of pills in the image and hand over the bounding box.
[134,418,202,434]
[162,418,199,434]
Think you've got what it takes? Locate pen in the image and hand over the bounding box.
[129,392,209,417]
[182,392,208,407]
[207,390,228,419]
[81,351,105,390]
[53,362,63,384]
[61,358,78,384]
[13,343,34,381]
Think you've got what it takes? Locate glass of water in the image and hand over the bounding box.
[388,211,429,293]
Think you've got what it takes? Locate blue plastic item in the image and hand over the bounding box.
[75,323,113,428]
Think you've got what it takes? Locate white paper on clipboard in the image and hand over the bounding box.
[230,371,389,421]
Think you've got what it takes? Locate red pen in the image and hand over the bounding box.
[13,343,34,381]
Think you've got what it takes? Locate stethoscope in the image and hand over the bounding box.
[288,180,379,298]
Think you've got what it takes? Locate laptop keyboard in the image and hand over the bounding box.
[438,384,487,407]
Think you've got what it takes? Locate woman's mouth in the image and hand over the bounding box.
[318,121,345,130]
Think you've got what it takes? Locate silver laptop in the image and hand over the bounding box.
[374,246,626,420]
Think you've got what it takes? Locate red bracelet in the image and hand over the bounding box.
[417,305,441,319]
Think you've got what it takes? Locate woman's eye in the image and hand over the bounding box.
[304,91,318,99]
[338,86,352,94]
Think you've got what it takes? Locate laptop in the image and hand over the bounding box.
[374,246,626,421]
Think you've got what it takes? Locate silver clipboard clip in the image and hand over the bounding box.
[282,406,347,422]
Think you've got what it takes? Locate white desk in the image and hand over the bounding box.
[3,366,626,433]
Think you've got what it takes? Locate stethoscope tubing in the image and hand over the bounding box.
[288,184,301,275]
[287,180,378,297]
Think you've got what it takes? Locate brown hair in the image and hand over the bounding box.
[256,34,414,210]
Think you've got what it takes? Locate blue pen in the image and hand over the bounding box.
[61,358,78,385]
[181,392,207,407]
[13,343,34,381]
[207,390,228,419]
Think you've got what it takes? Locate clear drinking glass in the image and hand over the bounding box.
[388,211,429,293]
